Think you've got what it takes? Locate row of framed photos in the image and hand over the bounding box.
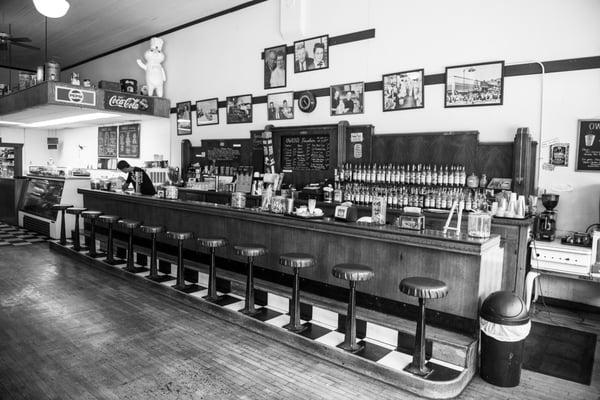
[175,60,505,135]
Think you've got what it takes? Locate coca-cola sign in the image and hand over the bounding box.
[104,91,154,115]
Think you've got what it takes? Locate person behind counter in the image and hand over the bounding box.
[117,160,156,196]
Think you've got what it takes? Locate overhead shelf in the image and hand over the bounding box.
[0,81,171,129]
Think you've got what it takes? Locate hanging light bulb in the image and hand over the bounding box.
[32,0,70,18]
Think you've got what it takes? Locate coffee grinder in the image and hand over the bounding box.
[535,193,559,241]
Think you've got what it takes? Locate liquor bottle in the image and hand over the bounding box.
[437,165,444,187]
[442,165,449,186]
[351,164,357,182]
[400,164,405,185]
[459,165,466,186]
[425,164,432,186]
[453,165,460,187]
[392,188,398,208]
[448,165,455,186]
[357,164,363,183]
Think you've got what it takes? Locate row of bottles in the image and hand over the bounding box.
[340,183,489,211]
[337,163,468,187]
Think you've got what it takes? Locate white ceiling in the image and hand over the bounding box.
[0,0,252,71]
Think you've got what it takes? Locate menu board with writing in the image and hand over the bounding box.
[576,119,600,171]
[98,126,118,158]
[118,123,140,158]
[281,134,330,171]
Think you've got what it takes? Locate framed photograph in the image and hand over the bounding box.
[294,34,328,73]
[267,91,294,121]
[264,44,287,89]
[382,69,424,111]
[576,119,600,171]
[444,61,504,107]
[226,94,253,124]
[330,82,364,116]
[195,98,219,126]
[549,143,569,167]
[176,101,192,135]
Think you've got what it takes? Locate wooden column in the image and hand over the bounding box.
[512,127,533,197]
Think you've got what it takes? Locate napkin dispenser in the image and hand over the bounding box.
[334,205,358,222]
[395,207,425,231]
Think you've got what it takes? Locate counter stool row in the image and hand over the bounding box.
[54,205,448,378]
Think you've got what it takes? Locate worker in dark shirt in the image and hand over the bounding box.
[117,160,156,196]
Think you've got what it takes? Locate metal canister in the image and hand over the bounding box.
[231,192,246,209]
[45,60,60,82]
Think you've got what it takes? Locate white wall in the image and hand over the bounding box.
[59,0,600,304]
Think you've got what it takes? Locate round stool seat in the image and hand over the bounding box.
[66,207,87,215]
[234,244,267,257]
[197,237,228,248]
[81,211,102,219]
[140,225,164,234]
[119,219,142,229]
[98,215,120,224]
[279,253,316,269]
[166,231,193,240]
[332,263,374,281]
[52,204,74,211]
[399,277,448,299]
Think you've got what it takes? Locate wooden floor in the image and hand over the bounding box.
[0,243,598,400]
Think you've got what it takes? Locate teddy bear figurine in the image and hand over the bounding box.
[137,37,166,97]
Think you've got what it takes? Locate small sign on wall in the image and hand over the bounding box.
[118,124,140,158]
[549,143,569,167]
[576,119,600,171]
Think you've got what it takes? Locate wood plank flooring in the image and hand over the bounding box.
[0,243,598,400]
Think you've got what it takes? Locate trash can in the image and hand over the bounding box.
[479,291,530,387]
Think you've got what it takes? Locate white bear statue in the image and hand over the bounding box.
[137,37,166,97]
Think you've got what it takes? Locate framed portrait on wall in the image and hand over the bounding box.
[264,44,287,89]
[176,101,192,135]
[294,35,328,73]
[226,94,253,124]
[196,98,219,126]
[382,69,424,111]
[444,61,505,107]
[330,82,364,116]
[267,91,294,121]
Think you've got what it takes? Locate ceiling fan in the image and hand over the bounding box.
[0,27,40,52]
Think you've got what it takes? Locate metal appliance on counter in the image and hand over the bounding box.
[535,194,559,241]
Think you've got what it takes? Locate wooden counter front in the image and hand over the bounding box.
[79,189,503,332]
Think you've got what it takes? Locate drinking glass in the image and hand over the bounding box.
[308,198,316,214]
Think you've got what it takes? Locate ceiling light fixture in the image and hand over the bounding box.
[25,113,122,128]
[32,0,70,19]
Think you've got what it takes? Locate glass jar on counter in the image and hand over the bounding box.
[468,211,492,238]
[270,196,286,214]
[231,192,246,208]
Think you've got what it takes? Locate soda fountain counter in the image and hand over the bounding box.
[19,167,90,238]
[78,188,503,334]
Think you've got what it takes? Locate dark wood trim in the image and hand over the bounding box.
[535,296,600,315]
[0,64,36,73]
[64,0,269,70]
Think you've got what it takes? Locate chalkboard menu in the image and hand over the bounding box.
[576,119,600,171]
[281,134,330,171]
[206,146,241,162]
[118,123,140,158]
[191,139,252,167]
[98,126,118,158]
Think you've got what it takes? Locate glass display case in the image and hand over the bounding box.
[20,178,65,221]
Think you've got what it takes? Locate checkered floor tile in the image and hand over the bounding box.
[82,247,466,383]
[0,222,48,246]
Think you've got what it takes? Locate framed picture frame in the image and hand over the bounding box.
[382,69,424,111]
[264,44,287,89]
[330,82,364,116]
[176,101,192,135]
[226,94,253,124]
[267,91,294,121]
[294,34,328,73]
[549,143,569,167]
[444,61,504,108]
[575,119,600,171]
[196,98,219,126]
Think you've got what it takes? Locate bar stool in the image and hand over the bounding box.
[332,263,374,353]
[233,243,267,315]
[51,204,73,245]
[166,231,195,292]
[81,210,103,258]
[197,236,228,302]
[399,277,448,377]
[66,207,88,251]
[119,219,144,273]
[98,215,125,265]
[279,253,316,333]
[140,225,170,282]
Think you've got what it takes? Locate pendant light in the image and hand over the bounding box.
[32,0,70,19]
